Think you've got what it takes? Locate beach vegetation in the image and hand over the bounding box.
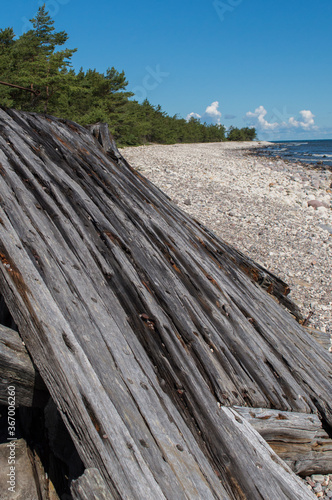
[0,6,256,146]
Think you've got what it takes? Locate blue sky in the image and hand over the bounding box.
[2,0,332,140]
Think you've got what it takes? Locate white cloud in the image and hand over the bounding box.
[245,106,279,130]
[288,110,317,129]
[245,105,318,133]
[186,112,201,121]
[202,101,222,124]
[186,101,222,124]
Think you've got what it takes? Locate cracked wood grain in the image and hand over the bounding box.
[0,108,327,499]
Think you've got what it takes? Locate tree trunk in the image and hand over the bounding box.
[0,108,329,499]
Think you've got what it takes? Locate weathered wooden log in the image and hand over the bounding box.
[233,407,332,476]
[87,122,122,162]
[94,122,304,321]
[0,108,329,498]
[304,327,331,351]
[0,324,47,406]
[4,320,329,479]
[71,468,114,500]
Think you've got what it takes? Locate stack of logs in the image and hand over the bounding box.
[0,108,331,499]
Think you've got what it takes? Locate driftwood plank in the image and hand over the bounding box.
[233,407,332,475]
[0,324,47,406]
[304,327,331,351]
[0,108,328,498]
[71,468,115,500]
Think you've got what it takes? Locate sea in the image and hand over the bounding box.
[256,139,332,170]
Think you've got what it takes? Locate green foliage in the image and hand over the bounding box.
[0,5,76,113]
[0,6,256,146]
[0,28,16,106]
[227,126,257,141]
[30,4,68,54]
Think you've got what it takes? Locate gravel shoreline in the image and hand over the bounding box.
[120,141,332,343]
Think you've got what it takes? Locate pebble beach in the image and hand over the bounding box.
[120,141,332,343]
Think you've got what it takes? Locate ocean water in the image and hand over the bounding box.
[258,139,332,169]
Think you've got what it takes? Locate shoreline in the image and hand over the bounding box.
[120,141,332,340]
[248,142,332,172]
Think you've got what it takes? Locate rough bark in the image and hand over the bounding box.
[0,108,329,498]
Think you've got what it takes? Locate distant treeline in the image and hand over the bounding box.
[0,6,256,146]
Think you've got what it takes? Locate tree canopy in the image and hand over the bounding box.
[0,5,256,145]
[227,126,257,141]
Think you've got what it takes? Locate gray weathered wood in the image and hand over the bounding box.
[233,407,332,475]
[0,324,47,406]
[87,122,122,162]
[304,327,331,351]
[0,108,327,498]
[94,122,303,321]
[71,468,114,500]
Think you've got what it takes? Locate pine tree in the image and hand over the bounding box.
[30,4,68,54]
[0,5,76,113]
